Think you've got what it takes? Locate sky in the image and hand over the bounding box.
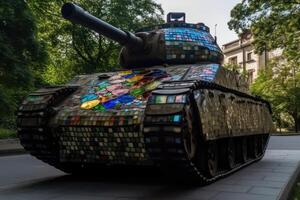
[154,0,241,46]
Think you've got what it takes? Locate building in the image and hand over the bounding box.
[222,31,282,83]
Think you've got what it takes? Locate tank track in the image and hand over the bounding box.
[143,80,271,184]
[17,86,78,170]
[17,81,271,184]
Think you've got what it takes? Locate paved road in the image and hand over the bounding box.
[0,135,299,200]
[268,135,300,150]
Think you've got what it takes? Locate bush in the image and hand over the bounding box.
[0,128,17,139]
[0,117,16,130]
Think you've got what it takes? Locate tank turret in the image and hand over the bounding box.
[61,3,223,68]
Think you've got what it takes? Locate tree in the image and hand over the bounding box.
[0,0,47,125]
[251,58,300,132]
[229,0,300,132]
[28,0,164,84]
[223,63,241,71]
[228,0,300,64]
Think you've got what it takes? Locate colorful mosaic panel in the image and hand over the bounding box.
[185,64,219,81]
[148,94,187,104]
[164,28,221,53]
[77,65,221,113]
[54,66,190,129]
[137,22,210,33]
[79,69,172,112]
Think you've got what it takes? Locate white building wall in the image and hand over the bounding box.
[222,33,283,83]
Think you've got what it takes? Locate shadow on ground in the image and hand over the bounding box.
[0,168,210,200]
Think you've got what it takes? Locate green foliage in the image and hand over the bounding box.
[0,128,17,139]
[291,181,300,200]
[223,63,241,71]
[223,63,250,83]
[251,58,300,131]
[229,0,300,131]
[0,0,47,121]
[28,0,164,84]
[0,0,164,130]
[228,0,300,64]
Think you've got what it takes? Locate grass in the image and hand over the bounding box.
[290,179,300,200]
[0,128,17,139]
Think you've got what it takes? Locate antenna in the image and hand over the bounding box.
[214,24,217,43]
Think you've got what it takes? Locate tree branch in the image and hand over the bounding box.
[96,36,103,63]
[71,29,89,63]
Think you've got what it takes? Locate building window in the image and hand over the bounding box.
[229,56,238,65]
[247,52,252,61]
[247,69,255,84]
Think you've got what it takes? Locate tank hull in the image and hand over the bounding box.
[17,64,272,184]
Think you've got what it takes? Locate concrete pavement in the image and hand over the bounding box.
[268,135,300,150]
[0,136,299,200]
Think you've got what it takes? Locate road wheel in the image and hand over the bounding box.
[258,135,266,156]
[241,137,248,163]
[183,106,197,160]
[251,136,259,158]
[207,141,218,177]
[227,138,236,169]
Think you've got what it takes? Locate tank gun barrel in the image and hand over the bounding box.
[61,2,144,49]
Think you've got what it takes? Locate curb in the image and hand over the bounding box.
[279,160,300,200]
[271,134,300,136]
[0,148,27,156]
[271,132,300,136]
[0,138,27,156]
[0,138,20,144]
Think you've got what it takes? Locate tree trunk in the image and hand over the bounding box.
[292,113,299,133]
[278,117,282,133]
[297,115,300,133]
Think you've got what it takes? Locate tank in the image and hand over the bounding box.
[17,2,273,184]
